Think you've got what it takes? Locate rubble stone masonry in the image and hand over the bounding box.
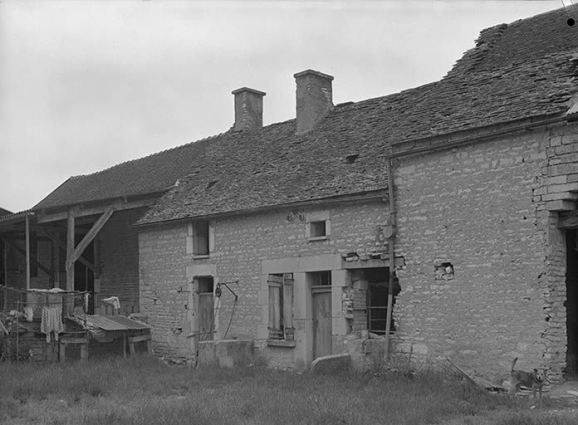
[393,122,576,383]
[139,200,388,360]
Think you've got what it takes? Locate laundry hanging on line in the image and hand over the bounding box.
[41,306,63,342]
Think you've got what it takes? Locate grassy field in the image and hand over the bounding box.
[0,355,576,425]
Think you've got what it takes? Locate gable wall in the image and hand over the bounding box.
[139,200,389,361]
[392,125,567,382]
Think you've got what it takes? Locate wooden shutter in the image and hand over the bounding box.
[268,275,284,339]
[282,273,294,340]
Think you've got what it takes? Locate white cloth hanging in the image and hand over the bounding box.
[41,306,63,342]
[102,296,121,309]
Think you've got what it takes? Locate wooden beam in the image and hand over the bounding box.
[66,208,76,292]
[37,198,156,224]
[1,239,52,277]
[41,231,94,272]
[71,205,115,264]
[559,210,578,229]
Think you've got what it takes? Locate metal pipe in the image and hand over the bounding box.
[3,240,8,311]
[384,156,397,361]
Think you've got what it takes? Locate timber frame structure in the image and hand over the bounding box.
[0,193,158,314]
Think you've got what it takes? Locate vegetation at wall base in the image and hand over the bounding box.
[0,355,576,425]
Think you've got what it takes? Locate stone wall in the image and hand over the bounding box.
[138,122,578,379]
[392,123,574,382]
[139,200,389,362]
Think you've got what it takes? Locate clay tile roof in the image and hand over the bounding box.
[139,8,578,225]
[34,7,578,224]
[33,134,222,210]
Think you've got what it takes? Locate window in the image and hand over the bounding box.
[187,221,211,257]
[197,277,214,293]
[267,273,294,340]
[309,270,331,287]
[306,211,330,241]
[310,221,327,238]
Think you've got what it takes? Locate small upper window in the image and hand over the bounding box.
[306,211,330,241]
[310,221,327,238]
[194,221,209,255]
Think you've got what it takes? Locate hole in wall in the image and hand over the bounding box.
[435,262,454,280]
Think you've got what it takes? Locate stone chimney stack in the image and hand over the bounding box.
[232,87,266,131]
[294,70,334,134]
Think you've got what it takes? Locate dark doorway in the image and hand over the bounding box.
[566,229,578,377]
[365,268,400,335]
[74,236,95,314]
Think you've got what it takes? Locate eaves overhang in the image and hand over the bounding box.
[391,113,569,159]
[135,189,388,228]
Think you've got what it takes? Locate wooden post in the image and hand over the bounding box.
[66,209,76,293]
[384,157,397,362]
[53,234,60,289]
[80,340,88,362]
[3,240,8,311]
[25,215,30,290]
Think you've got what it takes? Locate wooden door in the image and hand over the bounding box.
[312,288,332,359]
[198,292,214,341]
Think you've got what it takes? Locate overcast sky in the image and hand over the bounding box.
[0,0,567,213]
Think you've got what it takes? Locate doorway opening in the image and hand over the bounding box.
[309,271,332,359]
[196,277,215,341]
[566,229,578,377]
[365,268,400,335]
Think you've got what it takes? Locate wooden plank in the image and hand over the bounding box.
[71,205,115,264]
[283,275,293,340]
[129,334,151,343]
[198,292,214,341]
[268,283,282,337]
[60,337,89,344]
[66,209,76,292]
[559,210,578,229]
[312,291,332,359]
[36,197,157,224]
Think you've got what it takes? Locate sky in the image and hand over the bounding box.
[0,0,568,213]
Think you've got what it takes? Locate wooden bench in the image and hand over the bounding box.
[128,334,152,355]
[59,336,88,362]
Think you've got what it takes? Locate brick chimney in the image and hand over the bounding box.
[232,87,266,131]
[294,70,334,134]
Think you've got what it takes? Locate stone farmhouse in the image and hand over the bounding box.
[1,7,578,382]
